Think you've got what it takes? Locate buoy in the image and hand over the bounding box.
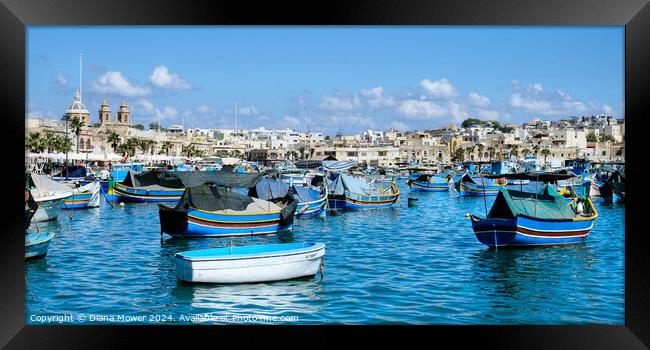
[119,202,125,207]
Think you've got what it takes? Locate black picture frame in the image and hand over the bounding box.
[1,0,648,348]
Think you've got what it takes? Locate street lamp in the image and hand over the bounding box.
[60,113,70,180]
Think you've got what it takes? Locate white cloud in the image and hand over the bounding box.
[283,115,301,127]
[476,109,499,120]
[326,114,376,130]
[196,104,216,115]
[237,106,259,115]
[468,92,490,108]
[360,86,396,108]
[509,93,552,113]
[149,65,191,90]
[397,100,447,119]
[134,99,178,121]
[319,94,361,111]
[54,74,68,86]
[420,78,457,99]
[388,121,409,131]
[601,104,613,114]
[92,71,151,97]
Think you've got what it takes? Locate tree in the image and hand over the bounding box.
[308,147,316,159]
[159,141,173,156]
[487,146,495,161]
[461,118,483,128]
[599,134,616,142]
[26,132,44,153]
[148,122,160,131]
[586,132,598,142]
[107,132,121,152]
[453,148,465,162]
[55,135,73,154]
[215,149,229,158]
[133,124,145,131]
[522,148,531,158]
[69,117,86,153]
[42,133,58,154]
[296,144,306,159]
[477,143,485,161]
[540,148,551,164]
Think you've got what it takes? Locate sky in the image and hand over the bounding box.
[27,26,624,136]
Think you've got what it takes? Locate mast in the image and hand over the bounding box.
[79,53,83,102]
[235,101,238,131]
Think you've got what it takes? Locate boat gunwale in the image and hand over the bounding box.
[175,243,325,262]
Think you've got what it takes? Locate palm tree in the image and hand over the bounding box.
[26,132,44,153]
[487,146,495,161]
[159,141,173,156]
[42,133,58,154]
[540,148,551,165]
[477,143,484,161]
[136,139,150,155]
[69,117,86,153]
[55,135,73,154]
[296,144,306,160]
[309,147,316,159]
[214,149,229,158]
[464,147,472,161]
[107,132,121,153]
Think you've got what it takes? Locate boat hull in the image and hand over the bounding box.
[169,208,291,238]
[25,231,55,259]
[469,215,595,248]
[175,244,325,283]
[328,191,399,210]
[458,182,504,196]
[408,180,451,192]
[295,196,327,218]
[33,198,65,222]
[113,183,184,202]
[62,184,101,209]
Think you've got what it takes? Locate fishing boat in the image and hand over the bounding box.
[158,172,297,237]
[50,165,88,182]
[25,231,56,259]
[455,173,507,196]
[466,173,598,248]
[250,177,327,218]
[62,181,101,209]
[175,242,325,283]
[407,173,453,191]
[27,173,73,222]
[113,169,186,202]
[599,170,625,203]
[326,173,399,210]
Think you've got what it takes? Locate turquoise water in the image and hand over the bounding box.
[25,182,624,324]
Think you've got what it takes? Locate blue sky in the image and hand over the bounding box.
[27,26,624,135]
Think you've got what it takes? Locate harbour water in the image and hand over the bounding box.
[25,182,624,324]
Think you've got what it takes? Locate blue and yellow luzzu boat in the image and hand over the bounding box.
[62,181,101,209]
[113,170,186,202]
[327,173,399,210]
[466,184,598,248]
[250,178,328,218]
[407,173,453,192]
[455,173,506,196]
[159,183,297,238]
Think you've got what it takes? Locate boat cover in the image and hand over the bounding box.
[488,184,576,220]
[171,184,297,223]
[28,173,74,196]
[322,160,357,172]
[51,165,87,178]
[328,173,385,196]
[121,169,265,189]
[250,178,322,203]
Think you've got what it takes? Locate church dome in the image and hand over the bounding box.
[65,90,89,115]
